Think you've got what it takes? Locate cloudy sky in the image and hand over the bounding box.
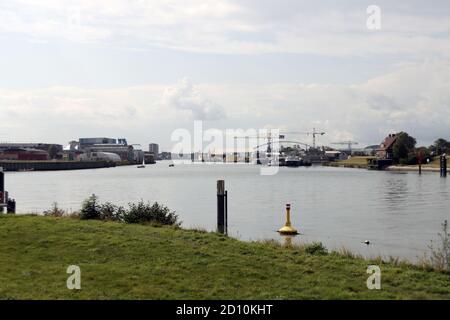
[1,0,450,150]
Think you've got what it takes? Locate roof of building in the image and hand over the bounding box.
[380,134,398,150]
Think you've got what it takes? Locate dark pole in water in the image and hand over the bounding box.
[441,154,447,177]
[0,168,4,213]
[217,180,227,234]
[418,151,422,175]
[7,199,16,214]
[225,190,228,235]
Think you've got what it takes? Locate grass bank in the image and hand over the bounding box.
[0,215,448,299]
[324,156,374,169]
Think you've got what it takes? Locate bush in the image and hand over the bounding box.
[123,201,179,226]
[77,196,179,226]
[427,220,449,271]
[44,202,66,217]
[79,194,101,220]
[304,242,328,255]
[100,202,125,222]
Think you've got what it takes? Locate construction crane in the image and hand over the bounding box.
[331,141,359,153]
[282,128,326,149]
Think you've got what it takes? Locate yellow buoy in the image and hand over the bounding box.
[278,204,299,235]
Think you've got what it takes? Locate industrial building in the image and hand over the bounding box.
[79,138,118,149]
[0,148,50,161]
[0,143,63,160]
[78,138,132,162]
[78,152,121,162]
[149,143,159,157]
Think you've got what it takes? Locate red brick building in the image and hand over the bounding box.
[376,134,398,160]
[0,148,50,161]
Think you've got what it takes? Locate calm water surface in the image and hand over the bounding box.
[5,161,450,261]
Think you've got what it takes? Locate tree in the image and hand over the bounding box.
[392,132,416,164]
[434,138,449,155]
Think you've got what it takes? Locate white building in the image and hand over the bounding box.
[78,152,121,162]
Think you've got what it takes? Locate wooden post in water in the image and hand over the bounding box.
[217,180,227,234]
[0,167,4,214]
[418,151,422,175]
[441,154,447,177]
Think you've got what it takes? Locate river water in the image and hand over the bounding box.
[4,161,450,261]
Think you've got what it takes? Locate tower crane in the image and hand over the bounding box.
[282,128,326,149]
[331,141,359,153]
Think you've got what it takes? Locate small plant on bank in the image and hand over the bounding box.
[79,194,101,220]
[100,202,125,222]
[123,201,180,226]
[426,220,450,271]
[43,202,66,217]
[304,242,328,256]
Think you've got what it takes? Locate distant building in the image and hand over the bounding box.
[77,138,135,162]
[0,148,50,161]
[84,144,133,161]
[0,143,62,159]
[78,152,121,162]
[117,138,128,146]
[144,152,156,164]
[149,143,159,157]
[364,145,379,156]
[159,152,171,160]
[377,134,398,159]
[79,138,117,149]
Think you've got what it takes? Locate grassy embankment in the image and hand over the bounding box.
[325,157,374,169]
[325,156,449,171]
[0,215,448,299]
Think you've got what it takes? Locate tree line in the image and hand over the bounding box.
[391,132,449,165]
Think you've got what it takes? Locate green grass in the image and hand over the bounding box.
[0,215,449,299]
[326,156,374,169]
[422,157,449,168]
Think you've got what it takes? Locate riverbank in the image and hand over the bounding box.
[386,165,440,172]
[323,156,373,169]
[0,160,154,172]
[0,160,116,172]
[324,156,448,173]
[0,215,448,299]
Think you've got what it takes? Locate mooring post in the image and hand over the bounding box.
[441,154,447,177]
[225,190,228,235]
[7,199,16,214]
[418,151,422,175]
[217,180,227,234]
[0,167,4,214]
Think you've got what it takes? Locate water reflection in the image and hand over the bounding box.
[382,175,409,211]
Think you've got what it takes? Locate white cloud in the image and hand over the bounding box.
[1,0,450,57]
[1,62,449,147]
[162,79,226,121]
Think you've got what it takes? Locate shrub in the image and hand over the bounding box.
[99,202,125,222]
[77,196,179,226]
[44,202,66,217]
[123,201,179,226]
[79,194,101,220]
[426,220,449,271]
[304,242,328,255]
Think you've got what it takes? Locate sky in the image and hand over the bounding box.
[1,0,450,150]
